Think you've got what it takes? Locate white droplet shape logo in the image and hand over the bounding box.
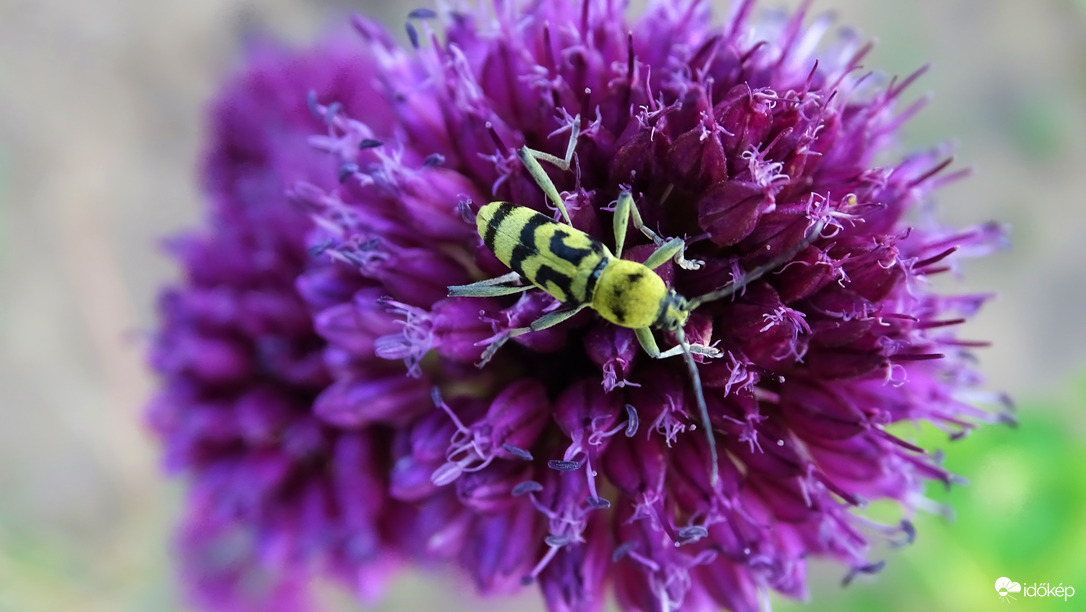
[996,577,1022,600]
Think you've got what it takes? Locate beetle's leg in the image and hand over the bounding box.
[634,327,721,359]
[642,237,686,270]
[526,303,588,332]
[633,327,661,357]
[613,190,702,270]
[656,343,722,359]
[477,304,588,365]
[636,327,720,486]
[517,115,581,226]
[449,271,532,297]
[612,191,632,258]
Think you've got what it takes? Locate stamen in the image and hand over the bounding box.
[624,404,639,437]
[906,156,954,189]
[405,22,420,49]
[512,481,544,496]
[626,549,661,572]
[376,302,435,377]
[813,471,859,506]
[323,102,342,124]
[916,318,966,329]
[913,246,958,269]
[456,198,475,223]
[872,428,924,453]
[503,444,533,461]
[841,560,886,587]
[337,163,359,183]
[522,541,563,585]
[431,388,468,432]
[887,63,930,100]
[430,462,463,487]
[307,238,335,257]
[889,352,945,362]
[897,520,916,547]
[675,526,709,545]
[612,541,638,562]
[582,455,608,508]
[545,534,573,547]
[587,496,611,509]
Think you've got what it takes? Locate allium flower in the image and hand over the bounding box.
[149,1,1011,611]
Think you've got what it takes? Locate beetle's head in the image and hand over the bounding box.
[655,290,690,332]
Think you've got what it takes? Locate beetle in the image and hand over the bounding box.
[449,116,825,485]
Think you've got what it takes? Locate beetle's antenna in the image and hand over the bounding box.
[675,327,719,488]
[689,217,826,309]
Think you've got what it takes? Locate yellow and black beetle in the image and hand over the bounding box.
[449,116,825,485]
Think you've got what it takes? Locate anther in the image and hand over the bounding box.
[502,443,533,461]
[896,520,916,547]
[337,163,359,183]
[544,534,572,547]
[842,561,886,586]
[512,481,543,496]
[547,459,581,471]
[587,496,611,510]
[457,199,475,224]
[307,238,335,257]
[676,526,709,545]
[624,404,639,437]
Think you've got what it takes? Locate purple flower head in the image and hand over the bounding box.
[150,1,1011,611]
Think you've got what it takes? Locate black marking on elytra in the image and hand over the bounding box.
[584,256,610,301]
[509,244,532,276]
[548,228,598,267]
[624,270,646,285]
[509,212,549,273]
[482,202,515,252]
[535,264,576,303]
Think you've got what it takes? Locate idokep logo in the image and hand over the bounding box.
[996,577,1022,600]
[995,577,1076,602]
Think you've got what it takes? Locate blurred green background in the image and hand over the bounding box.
[0,0,1084,611]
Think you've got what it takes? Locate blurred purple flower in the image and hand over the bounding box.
[149,1,1011,611]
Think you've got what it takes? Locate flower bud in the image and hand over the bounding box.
[314,370,430,428]
[698,180,775,247]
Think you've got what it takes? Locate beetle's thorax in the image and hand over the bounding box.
[590,258,668,329]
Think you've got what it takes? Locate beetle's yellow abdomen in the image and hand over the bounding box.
[590,259,667,329]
